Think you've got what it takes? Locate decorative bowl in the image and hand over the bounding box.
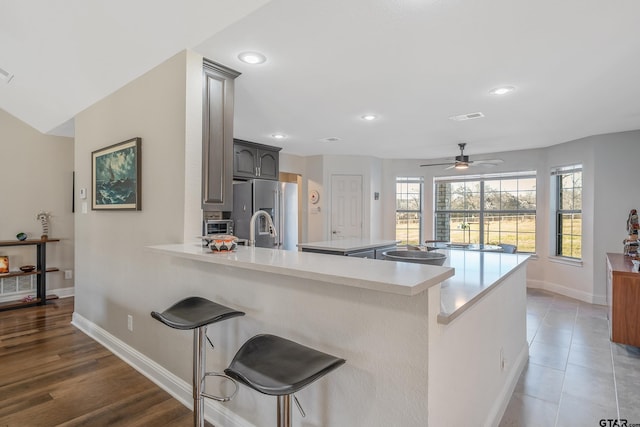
[20,265,36,272]
[205,235,238,252]
[16,232,27,241]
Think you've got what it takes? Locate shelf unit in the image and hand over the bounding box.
[0,239,60,311]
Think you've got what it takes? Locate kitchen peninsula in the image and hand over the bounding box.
[138,243,529,427]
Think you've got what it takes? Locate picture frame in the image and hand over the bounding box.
[0,256,8,274]
[92,137,142,210]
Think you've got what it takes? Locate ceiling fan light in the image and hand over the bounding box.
[454,163,469,170]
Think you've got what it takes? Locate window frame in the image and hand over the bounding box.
[551,164,582,260]
[395,176,424,246]
[433,171,537,253]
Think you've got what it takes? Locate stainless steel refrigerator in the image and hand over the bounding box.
[232,179,298,250]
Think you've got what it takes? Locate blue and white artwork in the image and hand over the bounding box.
[92,138,141,210]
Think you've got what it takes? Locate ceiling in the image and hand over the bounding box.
[2,0,640,160]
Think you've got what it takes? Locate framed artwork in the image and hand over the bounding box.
[0,256,8,274]
[92,137,142,210]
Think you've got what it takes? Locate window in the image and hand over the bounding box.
[552,165,582,259]
[434,172,537,252]
[396,177,423,245]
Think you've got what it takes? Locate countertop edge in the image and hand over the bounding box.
[437,255,530,325]
[146,244,454,296]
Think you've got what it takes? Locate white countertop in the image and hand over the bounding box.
[147,243,454,296]
[436,249,530,324]
[297,238,399,252]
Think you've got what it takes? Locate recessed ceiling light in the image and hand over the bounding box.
[449,112,485,121]
[238,51,267,65]
[271,133,286,139]
[0,67,14,83]
[489,86,515,96]
[361,114,378,121]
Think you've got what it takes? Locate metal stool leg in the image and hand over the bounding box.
[194,326,207,427]
[277,395,291,427]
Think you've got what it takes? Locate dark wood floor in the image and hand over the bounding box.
[0,297,211,427]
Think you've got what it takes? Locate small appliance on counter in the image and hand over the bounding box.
[202,216,234,237]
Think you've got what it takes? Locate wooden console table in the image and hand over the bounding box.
[0,239,59,311]
[606,253,640,347]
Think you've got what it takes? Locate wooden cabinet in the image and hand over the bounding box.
[0,239,59,311]
[202,59,240,211]
[233,139,281,181]
[606,253,640,347]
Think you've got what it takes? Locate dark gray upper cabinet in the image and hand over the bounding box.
[233,139,282,181]
[202,59,240,211]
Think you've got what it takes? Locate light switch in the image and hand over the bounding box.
[82,202,88,214]
[79,188,87,199]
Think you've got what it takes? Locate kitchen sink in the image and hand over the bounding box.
[382,250,447,266]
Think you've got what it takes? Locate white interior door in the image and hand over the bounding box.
[331,175,363,240]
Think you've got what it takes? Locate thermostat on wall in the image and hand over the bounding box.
[310,190,320,204]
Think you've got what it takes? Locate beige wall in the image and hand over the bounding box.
[0,109,74,296]
[73,50,200,357]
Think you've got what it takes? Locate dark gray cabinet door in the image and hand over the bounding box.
[202,59,240,211]
[233,139,281,180]
[257,149,279,180]
[233,144,258,179]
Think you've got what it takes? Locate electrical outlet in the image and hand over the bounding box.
[127,315,133,332]
[64,270,73,279]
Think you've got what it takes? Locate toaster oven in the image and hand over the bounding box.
[203,219,234,236]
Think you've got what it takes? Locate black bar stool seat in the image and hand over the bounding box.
[225,334,345,426]
[151,296,245,427]
[151,296,244,330]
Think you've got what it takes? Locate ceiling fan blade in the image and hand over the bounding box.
[469,159,504,166]
[444,164,458,170]
[420,162,454,167]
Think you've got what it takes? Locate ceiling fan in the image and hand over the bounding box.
[420,143,504,170]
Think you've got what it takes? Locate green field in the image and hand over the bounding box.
[396,217,582,256]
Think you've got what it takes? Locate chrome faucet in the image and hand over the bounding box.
[249,210,277,247]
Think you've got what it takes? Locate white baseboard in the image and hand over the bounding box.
[0,286,74,303]
[527,279,606,305]
[71,312,254,427]
[485,343,529,427]
[53,286,75,298]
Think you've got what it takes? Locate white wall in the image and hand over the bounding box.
[592,130,640,299]
[0,109,74,295]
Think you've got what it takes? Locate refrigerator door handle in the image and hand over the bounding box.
[274,189,281,248]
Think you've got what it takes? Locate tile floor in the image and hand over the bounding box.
[500,288,640,427]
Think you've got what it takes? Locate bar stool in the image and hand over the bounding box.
[224,334,346,427]
[151,296,245,427]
